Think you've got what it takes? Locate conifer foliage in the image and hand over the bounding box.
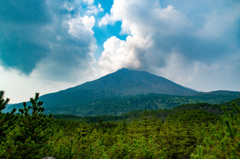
[0,92,54,159]
[191,102,240,158]
[14,93,53,158]
[0,91,16,142]
[0,91,239,158]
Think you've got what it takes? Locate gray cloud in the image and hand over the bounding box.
[0,0,96,81]
[0,0,51,24]
[0,0,51,73]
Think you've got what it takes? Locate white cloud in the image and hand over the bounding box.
[98,0,240,91]
[86,3,104,15]
[83,0,94,5]
[98,36,141,75]
[67,15,95,38]
[98,0,191,73]
[99,13,115,26]
[99,0,191,35]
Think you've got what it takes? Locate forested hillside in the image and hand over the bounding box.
[53,98,240,123]
[7,92,240,116]
[1,91,240,158]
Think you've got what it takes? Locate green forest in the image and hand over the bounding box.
[0,91,240,159]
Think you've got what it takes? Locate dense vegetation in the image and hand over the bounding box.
[6,92,240,116]
[0,91,240,158]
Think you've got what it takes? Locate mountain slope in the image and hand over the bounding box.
[40,68,197,108]
[22,68,196,111]
[77,68,197,96]
[6,69,239,116]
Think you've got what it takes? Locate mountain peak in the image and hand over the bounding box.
[80,68,198,96]
[9,69,200,115]
[38,69,197,102]
[112,68,150,76]
[114,68,136,73]
[118,67,128,71]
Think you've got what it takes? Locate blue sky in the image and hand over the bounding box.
[0,0,240,103]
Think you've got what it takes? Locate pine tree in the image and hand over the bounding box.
[141,109,152,142]
[13,93,54,159]
[0,91,17,158]
[78,121,89,158]
[0,91,9,112]
[127,118,141,147]
[0,91,16,142]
